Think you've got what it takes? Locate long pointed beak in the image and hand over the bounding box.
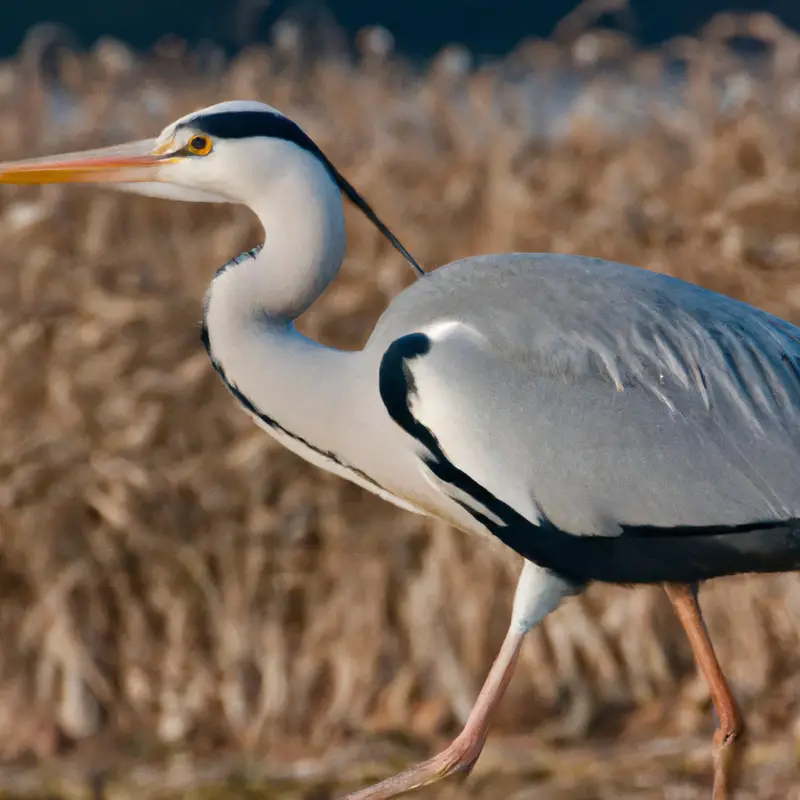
[0,138,175,185]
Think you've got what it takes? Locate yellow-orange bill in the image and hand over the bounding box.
[0,138,173,185]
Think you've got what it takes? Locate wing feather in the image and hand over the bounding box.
[373,254,800,583]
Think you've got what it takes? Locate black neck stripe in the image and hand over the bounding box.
[180,110,425,277]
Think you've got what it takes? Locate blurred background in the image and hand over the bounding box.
[1,1,800,798]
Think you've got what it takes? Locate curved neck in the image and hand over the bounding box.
[212,149,346,323]
[202,150,372,473]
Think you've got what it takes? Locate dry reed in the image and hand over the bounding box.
[0,11,800,798]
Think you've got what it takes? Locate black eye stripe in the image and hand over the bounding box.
[179,111,322,158]
[175,109,424,276]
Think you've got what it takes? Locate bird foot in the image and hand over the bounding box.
[340,729,487,800]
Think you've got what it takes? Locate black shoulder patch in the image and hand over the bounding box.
[378,333,432,446]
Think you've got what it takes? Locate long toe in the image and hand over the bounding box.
[341,733,487,800]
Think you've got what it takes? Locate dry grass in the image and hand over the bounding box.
[1,11,800,797]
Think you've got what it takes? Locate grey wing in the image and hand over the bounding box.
[374,259,800,584]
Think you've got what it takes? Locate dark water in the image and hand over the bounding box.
[2,0,800,61]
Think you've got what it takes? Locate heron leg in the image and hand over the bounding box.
[664,583,745,800]
[340,562,576,800]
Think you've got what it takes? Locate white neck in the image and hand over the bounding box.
[202,147,375,481]
[213,146,347,322]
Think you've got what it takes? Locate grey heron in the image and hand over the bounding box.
[1,99,799,800]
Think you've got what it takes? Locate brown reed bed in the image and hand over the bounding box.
[1,11,800,798]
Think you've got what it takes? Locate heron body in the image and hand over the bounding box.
[208,242,800,587]
[370,254,800,585]
[1,99,797,799]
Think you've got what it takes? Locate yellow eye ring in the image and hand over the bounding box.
[187,135,213,156]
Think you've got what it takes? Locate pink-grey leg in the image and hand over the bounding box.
[340,562,575,800]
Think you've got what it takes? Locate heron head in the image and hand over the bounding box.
[0,100,334,205]
[0,99,424,275]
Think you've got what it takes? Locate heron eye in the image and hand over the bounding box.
[187,135,213,156]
